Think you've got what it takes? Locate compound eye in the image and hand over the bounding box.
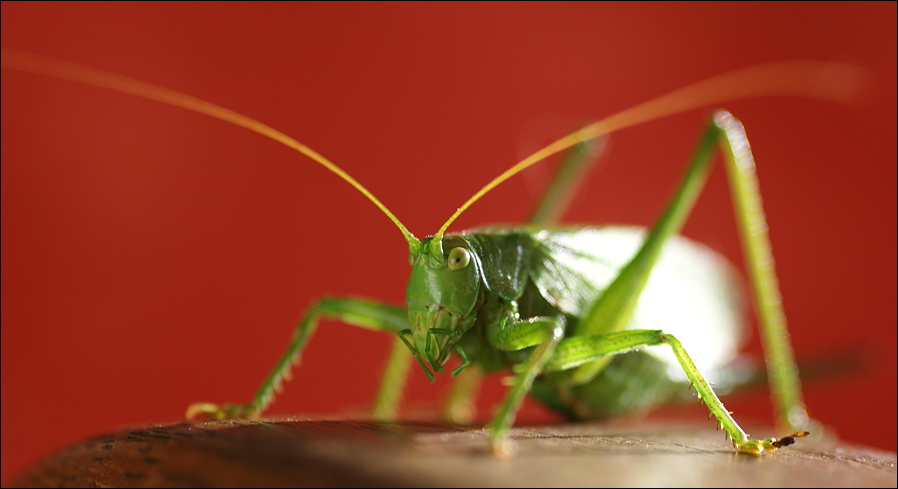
[447,247,471,271]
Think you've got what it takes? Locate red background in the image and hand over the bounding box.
[2,2,895,482]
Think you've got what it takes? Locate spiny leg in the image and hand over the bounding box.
[550,111,807,451]
[561,111,806,433]
[486,316,565,455]
[715,111,806,431]
[543,329,807,454]
[187,297,409,420]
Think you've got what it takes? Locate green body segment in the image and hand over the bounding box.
[189,111,807,455]
[403,225,746,420]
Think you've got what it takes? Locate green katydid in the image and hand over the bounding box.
[3,50,867,455]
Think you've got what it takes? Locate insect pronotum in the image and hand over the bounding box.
[2,49,868,455]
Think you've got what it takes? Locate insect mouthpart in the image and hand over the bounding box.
[400,306,475,381]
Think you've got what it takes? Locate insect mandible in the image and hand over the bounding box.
[3,50,867,455]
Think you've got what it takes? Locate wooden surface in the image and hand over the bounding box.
[13,419,897,487]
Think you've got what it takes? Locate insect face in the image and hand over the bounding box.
[404,236,480,376]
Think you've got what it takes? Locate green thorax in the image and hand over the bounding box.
[404,226,745,380]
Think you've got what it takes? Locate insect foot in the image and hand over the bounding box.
[185,402,260,421]
[737,431,810,455]
[489,433,516,459]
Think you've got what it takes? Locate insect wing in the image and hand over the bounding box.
[528,227,747,377]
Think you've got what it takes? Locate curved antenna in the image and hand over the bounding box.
[434,61,869,241]
[1,48,419,247]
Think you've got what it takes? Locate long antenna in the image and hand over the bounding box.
[1,48,419,247]
[433,61,869,241]
[4,51,867,252]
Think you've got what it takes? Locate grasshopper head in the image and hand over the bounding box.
[403,236,480,379]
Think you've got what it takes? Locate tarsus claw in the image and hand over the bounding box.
[771,431,810,449]
[738,431,810,454]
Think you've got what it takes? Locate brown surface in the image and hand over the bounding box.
[13,419,896,487]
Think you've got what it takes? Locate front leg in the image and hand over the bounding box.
[544,329,808,454]
[486,315,565,455]
[187,297,409,420]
